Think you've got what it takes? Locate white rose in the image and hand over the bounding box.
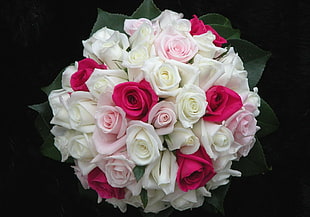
[143,57,181,97]
[163,187,209,211]
[142,150,178,195]
[123,45,151,82]
[165,122,200,155]
[193,31,225,59]
[215,47,249,94]
[207,160,241,190]
[124,18,153,36]
[50,125,73,162]
[176,84,207,128]
[85,68,127,98]
[67,132,96,160]
[152,9,184,30]
[144,189,171,213]
[129,22,155,48]
[193,119,237,160]
[67,91,97,133]
[82,27,129,69]
[49,89,71,129]
[61,63,76,92]
[170,59,199,87]
[126,121,164,166]
[193,54,225,91]
[219,47,244,70]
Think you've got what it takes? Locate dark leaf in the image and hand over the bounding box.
[199,13,232,27]
[232,139,271,176]
[203,183,230,215]
[228,39,271,89]
[131,0,161,19]
[133,165,146,182]
[256,98,280,138]
[141,188,148,208]
[91,9,130,35]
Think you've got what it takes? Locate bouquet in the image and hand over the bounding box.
[30,0,279,215]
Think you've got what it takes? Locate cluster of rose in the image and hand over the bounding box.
[48,10,260,213]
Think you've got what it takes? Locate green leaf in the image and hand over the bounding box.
[203,183,230,215]
[228,39,271,89]
[256,98,279,138]
[91,9,130,35]
[131,0,161,19]
[232,139,270,176]
[133,165,146,182]
[29,102,61,161]
[140,188,148,208]
[210,24,240,40]
[41,70,63,96]
[199,13,232,27]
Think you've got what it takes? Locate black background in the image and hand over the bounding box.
[3,0,310,216]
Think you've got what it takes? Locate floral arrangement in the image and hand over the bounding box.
[30,0,278,216]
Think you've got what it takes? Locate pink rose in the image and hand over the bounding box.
[154,28,198,63]
[112,79,158,122]
[176,146,216,192]
[225,109,259,158]
[93,104,127,155]
[92,150,136,189]
[87,167,125,199]
[70,58,107,91]
[190,15,227,47]
[148,101,177,135]
[204,85,242,122]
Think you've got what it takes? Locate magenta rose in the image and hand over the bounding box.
[204,85,242,122]
[112,79,158,122]
[190,15,227,47]
[176,146,216,192]
[87,167,125,199]
[70,58,107,91]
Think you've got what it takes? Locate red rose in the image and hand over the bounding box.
[70,58,107,91]
[204,85,242,122]
[176,146,216,192]
[112,79,158,122]
[87,167,125,199]
[190,15,227,47]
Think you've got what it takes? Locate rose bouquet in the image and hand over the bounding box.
[30,0,279,216]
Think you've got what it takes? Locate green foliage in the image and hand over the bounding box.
[228,39,271,89]
[232,139,271,176]
[256,98,280,138]
[131,0,161,19]
[133,165,146,182]
[91,9,130,35]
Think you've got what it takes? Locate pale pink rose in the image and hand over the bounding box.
[92,150,136,189]
[124,18,153,36]
[148,101,177,135]
[92,105,127,155]
[225,109,259,158]
[154,28,198,63]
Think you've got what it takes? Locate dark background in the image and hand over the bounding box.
[3,0,310,216]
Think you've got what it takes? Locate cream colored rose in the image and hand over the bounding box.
[67,92,97,133]
[85,68,127,98]
[165,122,200,155]
[176,84,207,128]
[82,27,129,69]
[126,121,164,166]
[143,58,181,97]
